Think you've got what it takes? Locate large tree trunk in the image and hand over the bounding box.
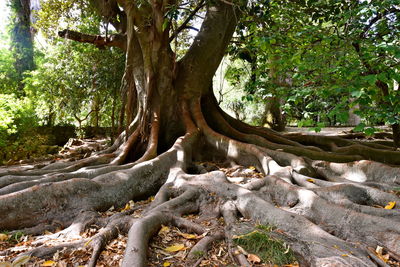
[261,96,286,131]
[261,55,286,131]
[1,1,400,267]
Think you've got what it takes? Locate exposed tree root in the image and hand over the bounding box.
[209,96,400,165]
[1,99,400,267]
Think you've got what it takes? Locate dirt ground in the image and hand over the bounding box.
[285,126,391,136]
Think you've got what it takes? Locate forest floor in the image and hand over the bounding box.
[0,127,398,267]
[0,160,300,266]
[285,126,391,136]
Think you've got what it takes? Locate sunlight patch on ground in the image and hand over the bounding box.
[297,189,317,208]
[343,171,367,182]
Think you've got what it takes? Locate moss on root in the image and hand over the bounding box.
[233,225,297,265]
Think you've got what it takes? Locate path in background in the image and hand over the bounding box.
[285,126,391,136]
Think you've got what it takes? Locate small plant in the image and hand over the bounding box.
[255,224,276,232]
[191,250,205,259]
[0,231,25,243]
[234,225,296,265]
[10,231,25,243]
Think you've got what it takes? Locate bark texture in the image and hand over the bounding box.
[1,1,400,266]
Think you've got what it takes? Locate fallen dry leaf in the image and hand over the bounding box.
[121,200,135,211]
[0,234,9,241]
[375,245,390,262]
[380,254,390,262]
[84,239,93,247]
[376,246,383,255]
[12,255,31,267]
[158,225,170,235]
[177,232,197,239]
[307,179,315,183]
[384,201,396,209]
[164,243,186,253]
[41,260,56,266]
[247,253,261,263]
[163,261,171,267]
[121,203,131,212]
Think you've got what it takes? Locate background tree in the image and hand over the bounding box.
[226,0,400,143]
[9,0,34,95]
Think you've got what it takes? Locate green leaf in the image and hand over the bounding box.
[353,123,366,132]
[364,75,377,85]
[364,127,376,136]
[351,90,363,98]
[162,19,169,31]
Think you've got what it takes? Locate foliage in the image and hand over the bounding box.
[24,41,124,128]
[0,0,125,164]
[0,21,18,94]
[312,0,400,131]
[25,0,126,129]
[225,0,400,132]
[0,94,49,163]
[34,0,98,40]
[0,46,18,94]
[0,94,36,140]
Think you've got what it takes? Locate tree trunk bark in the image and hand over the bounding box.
[10,0,34,96]
[261,55,285,131]
[261,96,285,131]
[118,93,126,135]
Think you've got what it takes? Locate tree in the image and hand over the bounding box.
[9,0,34,95]
[302,0,400,145]
[227,0,400,139]
[1,1,400,266]
[347,0,400,147]
[24,7,125,130]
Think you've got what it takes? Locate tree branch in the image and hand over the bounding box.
[184,26,200,32]
[169,0,205,42]
[360,7,400,38]
[58,29,127,51]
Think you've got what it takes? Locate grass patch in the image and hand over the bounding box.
[0,231,25,243]
[233,225,296,265]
